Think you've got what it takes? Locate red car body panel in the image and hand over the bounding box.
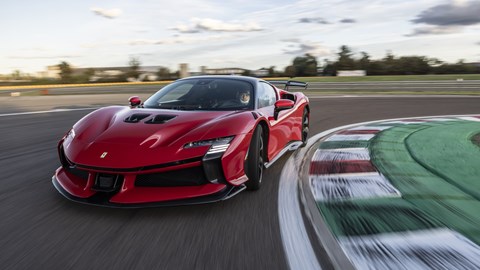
[52,76,309,207]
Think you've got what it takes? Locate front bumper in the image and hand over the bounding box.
[52,171,245,208]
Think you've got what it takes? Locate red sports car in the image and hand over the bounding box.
[52,76,309,207]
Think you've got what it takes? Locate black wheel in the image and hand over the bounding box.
[301,108,309,147]
[245,125,265,190]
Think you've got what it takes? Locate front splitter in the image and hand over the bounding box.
[52,175,245,208]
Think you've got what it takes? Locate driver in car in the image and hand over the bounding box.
[238,89,251,105]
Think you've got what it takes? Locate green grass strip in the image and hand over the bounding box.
[316,120,480,245]
[370,121,480,244]
[317,198,444,237]
[406,122,480,200]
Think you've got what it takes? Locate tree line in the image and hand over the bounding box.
[2,45,479,86]
[284,45,479,77]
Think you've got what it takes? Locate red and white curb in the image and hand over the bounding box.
[339,229,480,269]
[309,125,401,201]
[278,114,480,270]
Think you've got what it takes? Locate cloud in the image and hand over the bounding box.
[282,40,331,57]
[411,1,480,26]
[91,7,122,19]
[340,18,356,23]
[80,43,101,49]
[281,38,301,43]
[171,18,263,33]
[127,35,232,46]
[8,55,80,59]
[298,17,330,24]
[405,26,463,37]
[128,39,164,46]
[407,1,480,37]
[477,41,480,45]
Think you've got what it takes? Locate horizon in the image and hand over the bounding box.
[1,0,479,75]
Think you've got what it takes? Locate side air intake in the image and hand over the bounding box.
[124,113,151,123]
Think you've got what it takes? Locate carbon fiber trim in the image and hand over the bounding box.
[52,176,244,208]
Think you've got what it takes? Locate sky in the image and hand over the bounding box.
[1,0,479,74]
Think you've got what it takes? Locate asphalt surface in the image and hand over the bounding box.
[2,80,480,95]
[0,95,479,269]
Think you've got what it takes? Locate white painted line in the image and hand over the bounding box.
[0,107,97,117]
[380,120,428,125]
[311,172,381,178]
[278,152,322,270]
[347,125,392,131]
[457,116,480,122]
[309,173,401,201]
[312,148,370,161]
[418,117,457,122]
[325,134,375,141]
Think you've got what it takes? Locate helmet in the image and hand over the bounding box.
[238,89,250,105]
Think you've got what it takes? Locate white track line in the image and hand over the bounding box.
[278,113,480,270]
[0,107,97,117]
[278,151,322,270]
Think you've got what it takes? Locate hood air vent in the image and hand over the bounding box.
[124,113,151,123]
[145,115,177,124]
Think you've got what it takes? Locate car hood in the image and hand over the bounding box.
[64,107,243,169]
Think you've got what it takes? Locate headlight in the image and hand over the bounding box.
[66,128,75,140]
[184,136,234,149]
[63,128,76,148]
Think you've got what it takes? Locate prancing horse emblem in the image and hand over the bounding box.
[100,152,108,158]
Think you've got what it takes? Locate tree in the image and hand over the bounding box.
[284,65,296,77]
[292,54,317,76]
[58,61,73,83]
[358,52,370,71]
[127,57,141,79]
[336,45,356,70]
[268,66,276,77]
[11,70,21,79]
[242,70,252,76]
[382,51,401,74]
[157,67,171,80]
[322,59,336,76]
[396,56,431,75]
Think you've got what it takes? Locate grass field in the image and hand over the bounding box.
[1,74,480,97]
[279,74,480,82]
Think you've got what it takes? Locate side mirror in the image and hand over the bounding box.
[274,99,294,120]
[128,96,141,108]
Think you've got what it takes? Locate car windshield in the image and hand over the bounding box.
[143,78,254,111]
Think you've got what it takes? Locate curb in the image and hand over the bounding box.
[299,114,480,269]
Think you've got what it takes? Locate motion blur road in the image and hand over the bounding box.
[2,80,480,95]
[0,93,479,269]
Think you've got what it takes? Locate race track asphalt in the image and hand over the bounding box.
[0,95,479,269]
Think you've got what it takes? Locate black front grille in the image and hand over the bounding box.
[92,173,124,192]
[65,166,89,181]
[135,166,208,187]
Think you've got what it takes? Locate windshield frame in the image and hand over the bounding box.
[143,78,256,111]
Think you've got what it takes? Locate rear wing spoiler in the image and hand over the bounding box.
[267,80,308,91]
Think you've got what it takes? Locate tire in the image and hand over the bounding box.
[301,108,309,147]
[245,125,265,190]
